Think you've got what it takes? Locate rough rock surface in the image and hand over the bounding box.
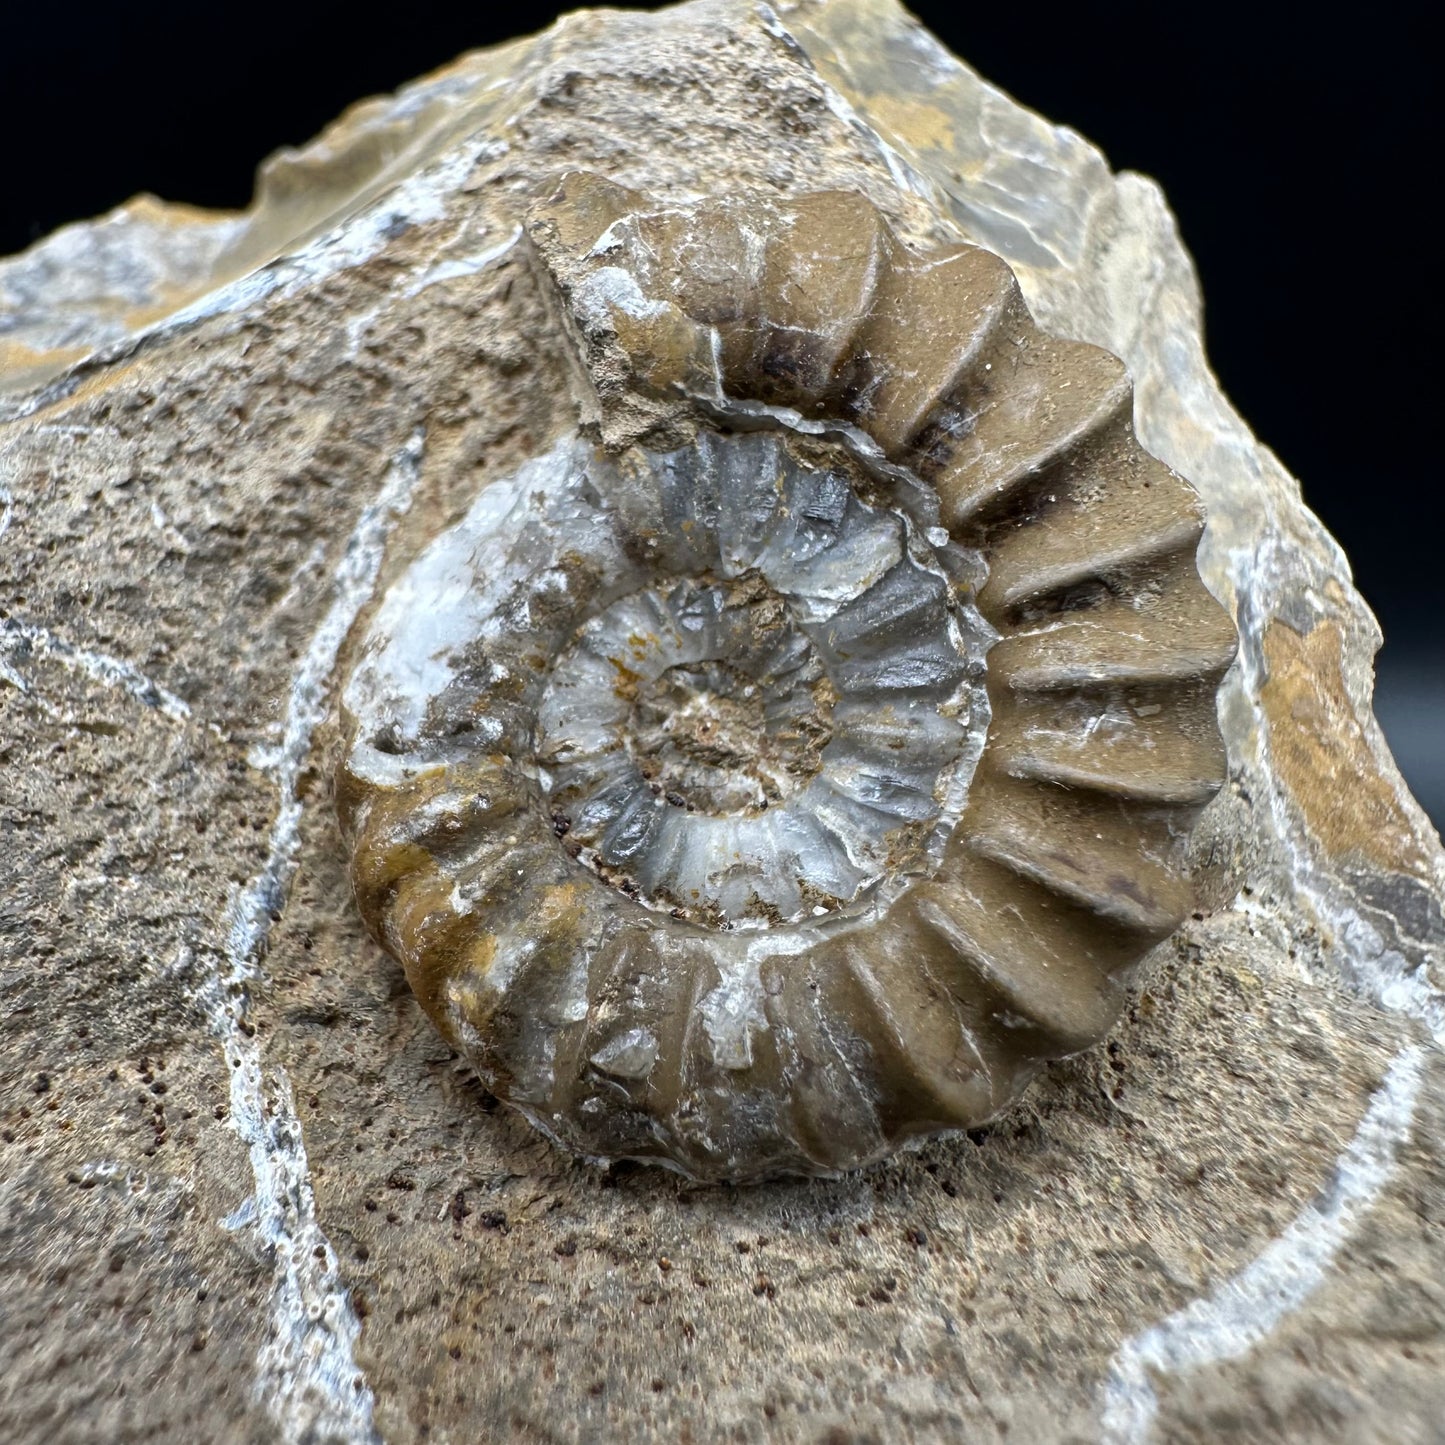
[1,2,1441,1442]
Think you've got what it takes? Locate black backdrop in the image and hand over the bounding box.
[2,1,1438,820]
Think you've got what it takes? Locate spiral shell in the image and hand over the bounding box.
[337,175,1236,1180]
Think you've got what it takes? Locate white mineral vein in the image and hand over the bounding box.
[1093,530,1444,1436]
[208,432,424,1445]
[1099,1045,1425,1445]
[0,614,192,722]
[0,143,489,428]
[401,223,522,298]
[1226,537,1445,1051]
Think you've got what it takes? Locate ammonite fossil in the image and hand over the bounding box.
[337,175,1236,1181]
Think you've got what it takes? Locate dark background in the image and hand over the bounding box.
[2,1,1438,826]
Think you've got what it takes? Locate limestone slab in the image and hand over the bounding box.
[2,3,1441,1442]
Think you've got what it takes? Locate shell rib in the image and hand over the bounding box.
[337,174,1236,1180]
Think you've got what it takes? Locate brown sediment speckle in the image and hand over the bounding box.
[1261,618,1434,881]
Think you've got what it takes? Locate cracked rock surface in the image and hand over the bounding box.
[2,2,1442,1442]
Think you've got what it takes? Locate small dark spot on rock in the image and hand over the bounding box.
[286,1002,343,1028]
[450,1191,470,1224]
[448,1345,462,1361]
[479,1209,508,1232]
[906,1227,927,1248]
[33,1074,50,1094]
[602,1159,641,1187]
[554,1236,578,1258]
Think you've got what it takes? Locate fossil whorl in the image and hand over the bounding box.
[337,175,1236,1181]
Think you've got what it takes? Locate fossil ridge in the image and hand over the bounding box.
[2,1,1442,1442]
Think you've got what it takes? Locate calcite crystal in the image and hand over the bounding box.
[2,2,1441,1442]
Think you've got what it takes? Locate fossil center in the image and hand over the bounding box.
[537,547,977,929]
[630,657,833,812]
[347,430,992,935]
[626,578,837,816]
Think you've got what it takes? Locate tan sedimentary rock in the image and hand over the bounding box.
[2,2,1441,1442]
